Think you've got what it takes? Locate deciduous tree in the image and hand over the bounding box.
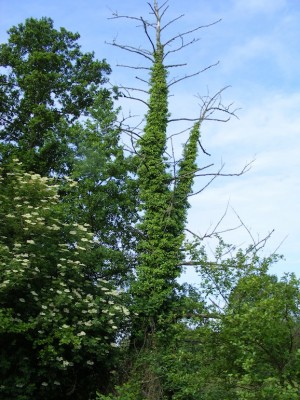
[0,16,138,285]
[0,159,129,399]
[0,17,110,174]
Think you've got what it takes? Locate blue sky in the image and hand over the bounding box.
[1,0,299,278]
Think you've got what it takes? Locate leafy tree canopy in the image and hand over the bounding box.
[0,17,111,174]
[0,159,130,399]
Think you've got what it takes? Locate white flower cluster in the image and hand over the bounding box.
[0,159,131,371]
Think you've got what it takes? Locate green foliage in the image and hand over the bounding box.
[133,47,179,321]
[132,24,202,339]
[1,4,300,400]
[0,15,138,282]
[223,273,300,399]
[0,19,138,398]
[0,17,110,174]
[179,237,300,399]
[111,235,300,400]
[0,159,129,399]
[61,89,139,285]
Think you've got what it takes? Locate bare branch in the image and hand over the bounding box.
[231,208,256,245]
[250,229,275,253]
[209,201,230,237]
[108,12,143,22]
[168,117,205,123]
[184,203,242,241]
[205,117,229,122]
[198,139,211,156]
[168,163,215,183]
[185,160,253,199]
[187,163,225,198]
[272,235,288,255]
[161,14,185,32]
[196,86,240,123]
[135,76,149,84]
[148,0,167,14]
[119,115,145,141]
[167,125,195,140]
[188,172,219,197]
[117,113,145,142]
[116,64,151,70]
[212,224,243,236]
[230,208,276,254]
[164,37,200,59]
[163,19,222,47]
[147,1,157,17]
[141,17,155,52]
[165,63,187,68]
[118,86,150,107]
[122,127,143,140]
[193,160,253,178]
[148,0,163,46]
[167,62,220,88]
[105,41,154,62]
[158,2,169,20]
[148,0,169,21]
[118,86,149,94]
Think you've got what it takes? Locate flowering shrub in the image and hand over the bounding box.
[0,159,129,399]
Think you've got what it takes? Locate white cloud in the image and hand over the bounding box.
[233,0,286,14]
[184,86,300,277]
[209,91,300,148]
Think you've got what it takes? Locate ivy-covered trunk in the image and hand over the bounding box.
[131,5,201,342]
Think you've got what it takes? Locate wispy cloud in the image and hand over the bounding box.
[232,0,287,14]
[209,91,300,148]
